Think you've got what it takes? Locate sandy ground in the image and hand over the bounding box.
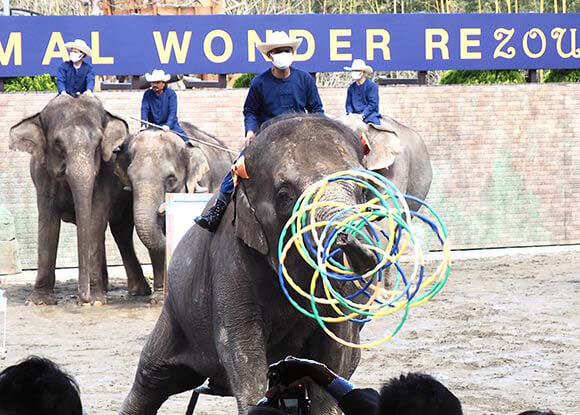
[0,246,578,415]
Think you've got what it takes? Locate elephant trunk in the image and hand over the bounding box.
[67,158,97,303]
[314,181,378,276]
[133,185,166,253]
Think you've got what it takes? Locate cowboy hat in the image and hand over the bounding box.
[257,31,302,55]
[145,69,171,83]
[64,39,92,57]
[344,59,373,74]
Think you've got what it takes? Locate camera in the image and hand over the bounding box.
[256,369,311,415]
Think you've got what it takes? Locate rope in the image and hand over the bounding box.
[128,116,238,155]
[277,169,451,349]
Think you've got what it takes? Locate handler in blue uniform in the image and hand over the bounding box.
[140,69,188,142]
[344,59,381,125]
[195,31,324,232]
[56,39,95,97]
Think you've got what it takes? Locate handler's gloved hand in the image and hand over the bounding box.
[84,89,94,97]
[266,356,337,398]
[161,125,170,132]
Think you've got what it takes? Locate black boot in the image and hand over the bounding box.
[194,195,229,232]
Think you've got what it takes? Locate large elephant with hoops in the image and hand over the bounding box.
[120,114,397,415]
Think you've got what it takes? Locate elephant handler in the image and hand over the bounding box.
[344,59,381,125]
[57,39,95,97]
[140,69,189,143]
[195,30,324,232]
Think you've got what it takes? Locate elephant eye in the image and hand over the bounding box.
[165,174,178,190]
[275,185,296,215]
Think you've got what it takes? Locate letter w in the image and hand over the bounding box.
[153,31,192,64]
[0,33,22,66]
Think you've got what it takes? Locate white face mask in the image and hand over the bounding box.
[70,51,84,63]
[272,52,293,70]
[351,71,363,81]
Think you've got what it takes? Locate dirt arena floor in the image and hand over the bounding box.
[1,247,578,415]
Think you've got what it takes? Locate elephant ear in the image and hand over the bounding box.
[365,124,403,171]
[9,113,46,165]
[184,146,210,194]
[234,187,269,256]
[102,111,129,162]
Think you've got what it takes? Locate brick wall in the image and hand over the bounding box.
[0,84,578,270]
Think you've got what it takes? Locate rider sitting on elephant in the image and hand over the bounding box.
[140,69,190,143]
[57,39,95,98]
[344,59,381,125]
[195,31,324,232]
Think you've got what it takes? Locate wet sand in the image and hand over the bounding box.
[1,248,578,415]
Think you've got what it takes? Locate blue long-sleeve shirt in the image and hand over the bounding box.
[56,61,95,96]
[243,67,324,134]
[141,87,187,141]
[345,79,381,125]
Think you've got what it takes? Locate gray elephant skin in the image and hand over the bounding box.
[120,114,394,415]
[339,114,433,213]
[118,123,232,291]
[9,95,151,304]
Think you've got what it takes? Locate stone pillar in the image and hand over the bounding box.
[0,208,22,275]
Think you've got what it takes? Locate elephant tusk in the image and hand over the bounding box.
[158,203,166,216]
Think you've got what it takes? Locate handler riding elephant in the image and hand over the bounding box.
[121,114,385,415]
[115,122,233,292]
[9,95,151,304]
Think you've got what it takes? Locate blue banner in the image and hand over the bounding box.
[1,14,580,76]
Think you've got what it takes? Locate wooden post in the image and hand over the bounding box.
[0,78,4,92]
[527,70,538,83]
[418,71,428,85]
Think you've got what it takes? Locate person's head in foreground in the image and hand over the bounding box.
[378,372,462,415]
[0,356,83,415]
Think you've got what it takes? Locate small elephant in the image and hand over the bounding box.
[117,125,232,292]
[9,95,151,305]
[121,114,382,415]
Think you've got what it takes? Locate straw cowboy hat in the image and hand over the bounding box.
[257,31,302,55]
[64,39,92,57]
[145,69,171,83]
[344,59,373,74]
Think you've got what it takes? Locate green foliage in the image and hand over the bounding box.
[439,70,525,85]
[544,69,580,83]
[233,73,256,88]
[4,74,57,92]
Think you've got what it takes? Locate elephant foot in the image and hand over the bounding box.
[150,290,165,305]
[26,289,58,306]
[128,280,152,297]
[77,290,108,306]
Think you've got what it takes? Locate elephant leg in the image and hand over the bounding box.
[120,309,205,415]
[99,237,109,292]
[305,324,362,415]
[87,225,108,304]
[110,218,152,296]
[150,249,165,292]
[29,192,61,305]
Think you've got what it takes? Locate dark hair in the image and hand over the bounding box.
[248,407,289,415]
[378,372,462,415]
[0,356,83,415]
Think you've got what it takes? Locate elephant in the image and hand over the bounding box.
[117,123,232,292]
[9,95,151,305]
[121,114,389,415]
[338,114,432,213]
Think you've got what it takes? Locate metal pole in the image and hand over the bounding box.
[2,0,10,16]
